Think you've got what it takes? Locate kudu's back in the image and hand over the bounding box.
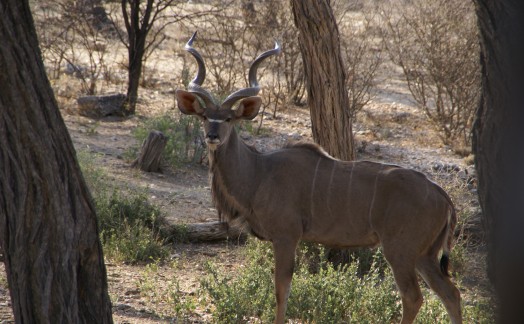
[249,144,453,250]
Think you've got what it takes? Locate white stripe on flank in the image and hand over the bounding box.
[208,119,225,123]
[368,164,383,226]
[310,157,322,218]
[424,181,429,202]
[327,161,336,218]
[347,162,355,198]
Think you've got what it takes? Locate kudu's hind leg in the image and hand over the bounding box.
[416,256,462,324]
[384,249,423,324]
[272,238,298,324]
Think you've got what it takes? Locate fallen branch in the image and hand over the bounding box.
[164,221,247,243]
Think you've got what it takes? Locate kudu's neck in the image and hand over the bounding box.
[212,127,257,181]
[209,127,258,221]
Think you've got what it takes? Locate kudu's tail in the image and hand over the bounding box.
[438,186,457,277]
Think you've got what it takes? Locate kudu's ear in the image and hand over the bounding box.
[176,90,205,116]
[235,96,262,120]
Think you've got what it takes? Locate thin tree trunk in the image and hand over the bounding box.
[0,1,113,322]
[473,1,524,322]
[126,51,144,114]
[122,0,152,115]
[290,0,355,161]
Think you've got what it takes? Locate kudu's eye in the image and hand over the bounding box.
[225,118,232,122]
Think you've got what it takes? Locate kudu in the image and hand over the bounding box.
[176,33,462,324]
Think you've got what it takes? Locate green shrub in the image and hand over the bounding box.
[131,114,205,167]
[166,223,190,243]
[77,150,169,263]
[200,241,275,323]
[289,248,400,324]
[76,150,106,196]
[201,239,493,323]
[96,190,169,263]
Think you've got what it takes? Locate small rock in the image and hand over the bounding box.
[64,62,87,78]
[124,289,140,296]
[77,93,127,118]
[115,303,133,311]
[356,130,371,136]
[287,132,301,140]
[357,140,367,153]
[432,162,461,173]
[393,112,411,123]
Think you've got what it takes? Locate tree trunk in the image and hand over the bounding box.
[290,0,355,161]
[122,0,152,115]
[472,1,524,322]
[132,130,168,172]
[0,1,113,323]
[125,46,144,115]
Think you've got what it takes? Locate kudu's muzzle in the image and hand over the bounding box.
[206,121,221,147]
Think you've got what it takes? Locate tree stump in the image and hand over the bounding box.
[77,93,126,118]
[132,131,168,172]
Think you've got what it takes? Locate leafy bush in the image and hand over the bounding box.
[201,239,493,323]
[76,150,106,196]
[131,114,206,167]
[78,150,169,263]
[288,254,400,323]
[200,240,275,323]
[95,190,169,263]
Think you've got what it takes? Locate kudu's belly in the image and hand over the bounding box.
[301,213,380,248]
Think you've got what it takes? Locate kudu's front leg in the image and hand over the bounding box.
[273,238,299,324]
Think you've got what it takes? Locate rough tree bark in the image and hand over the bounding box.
[0,1,113,322]
[290,0,355,161]
[473,1,524,322]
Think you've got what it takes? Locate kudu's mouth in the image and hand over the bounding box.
[206,138,220,150]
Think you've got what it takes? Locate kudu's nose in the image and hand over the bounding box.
[207,122,220,143]
[207,132,218,141]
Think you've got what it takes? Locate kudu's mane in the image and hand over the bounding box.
[208,143,258,235]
